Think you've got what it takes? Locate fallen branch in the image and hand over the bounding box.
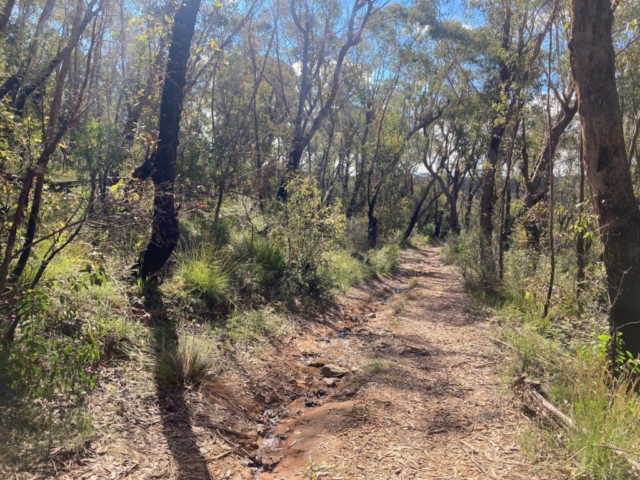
[513,376,640,476]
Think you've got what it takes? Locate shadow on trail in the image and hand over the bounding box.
[143,287,213,480]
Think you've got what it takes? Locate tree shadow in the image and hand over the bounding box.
[143,287,213,480]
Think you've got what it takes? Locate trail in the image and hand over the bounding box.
[58,246,542,480]
[259,246,538,479]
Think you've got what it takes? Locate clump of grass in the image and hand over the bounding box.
[560,359,640,479]
[408,278,420,289]
[323,250,367,291]
[225,307,293,343]
[20,242,92,285]
[501,322,563,378]
[174,243,233,306]
[154,332,219,386]
[233,233,286,292]
[367,245,400,276]
[390,296,407,317]
[366,358,391,374]
[96,316,148,359]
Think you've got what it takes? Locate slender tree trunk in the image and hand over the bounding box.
[570,0,640,359]
[464,180,475,230]
[367,192,379,249]
[576,144,586,295]
[403,177,437,243]
[434,209,443,238]
[133,0,202,279]
[11,173,44,281]
[0,0,16,33]
[543,29,555,319]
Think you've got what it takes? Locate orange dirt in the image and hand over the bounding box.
[51,246,546,479]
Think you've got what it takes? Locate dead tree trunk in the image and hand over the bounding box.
[133,0,202,279]
[570,0,640,359]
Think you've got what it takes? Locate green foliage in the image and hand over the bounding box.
[224,307,293,343]
[367,244,400,276]
[271,177,345,297]
[366,358,392,374]
[0,289,99,401]
[174,242,233,307]
[561,360,640,480]
[233,233,286,294]
[322,250,367,292]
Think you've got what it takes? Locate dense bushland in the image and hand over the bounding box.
[1,0,640,476]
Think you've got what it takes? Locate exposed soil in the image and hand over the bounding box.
[52,246,543,479]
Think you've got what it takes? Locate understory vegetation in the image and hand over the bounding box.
[1,0,640,477]
[445,229,640,479]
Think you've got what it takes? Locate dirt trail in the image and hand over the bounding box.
[258,246,537,479]
[56,246,540,480]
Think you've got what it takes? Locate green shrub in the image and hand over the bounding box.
[0,290,100,405]
[153,332,219,386]
[270,177,345,297]
[367,245,400,276]
[323,250,366,291]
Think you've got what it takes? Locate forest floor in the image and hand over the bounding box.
[57,246,545,480]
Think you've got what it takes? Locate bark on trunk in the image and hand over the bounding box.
[402,177,437,243]
[570,0,640,359]
[0,0,16,33]
[464,180,475,230]
[576,145,586,295]
[133,0,202,279]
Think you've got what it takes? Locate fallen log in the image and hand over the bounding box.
[513,375,640,476]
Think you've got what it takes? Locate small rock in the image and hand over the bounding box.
[308,357,332,368]
[320,364,349,378]
[323,378,338,387]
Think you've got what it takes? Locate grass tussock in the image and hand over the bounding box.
[153,330,220,386]
[224,307,294,344]
[322,250,367,292]
[174,242,234,307]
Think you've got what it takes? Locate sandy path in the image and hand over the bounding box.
[260,246,540,479]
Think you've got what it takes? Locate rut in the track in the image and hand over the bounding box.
[260,246,541,480]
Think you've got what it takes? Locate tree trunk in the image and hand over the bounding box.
[464,180,475,230]
[11,172,44,282]
[367,192,379,249]
[402,177,436,243]
[570,0,640,359]
[576,144,586,295]
[133,0,202,279]
[0,0,16,33]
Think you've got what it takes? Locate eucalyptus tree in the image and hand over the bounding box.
[272,0,375,200]
[473,0,559,289]
[570,0,640,359]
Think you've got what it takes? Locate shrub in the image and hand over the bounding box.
[367,245,400,276]
[153,331,219,386]
[270,177,345,296]
[322,250,367,291]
